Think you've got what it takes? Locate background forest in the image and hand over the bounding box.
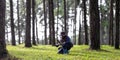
[4,0,119,46]
[0,0,120,60]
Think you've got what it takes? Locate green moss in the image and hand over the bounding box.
[7,45,120,60]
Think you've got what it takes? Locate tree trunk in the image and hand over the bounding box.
[32,0,36,45]
[66,0,69,35]
[17,0,21,44]
[109,0,114,46]
[99,1,104,45]
[78,11,82,45]
[6,26,9,44]
[64,0,67,33]
[56,0,59,42]
[25,0,32,47]
[48,0,55,45]
[115,0,120,49]
[51,0,55,46]
[83,0,88,45]
[43,0,47,45]
[48,0,52,45]
[10,0,16,46]
[0,0,8,58]
[73,0,77,45]
[90,0,100,50]
[36,16,39,44]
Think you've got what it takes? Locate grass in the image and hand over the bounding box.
[7,45,120,60]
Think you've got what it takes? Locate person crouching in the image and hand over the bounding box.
[57,32,73,54]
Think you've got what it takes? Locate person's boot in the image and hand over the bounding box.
[63,49,69,54]
[58,48,64,54]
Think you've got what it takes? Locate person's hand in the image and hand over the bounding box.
[55,44,59,47]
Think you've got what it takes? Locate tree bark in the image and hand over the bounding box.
[36,16,39,44]
[17,0,21,44]
[48,0,52,45]
[25,0,32,47]
[43,0,47,45]
[90,0,100,50]
[10,0,16,46]
[78,11,82,45]
[115,0,120,49]
[83,0,88,45]
[48,0,55,45]
[109,0,114,46]
[73,0,77,45]
[56,0,59,42]
[0,0,8,58]
[32,0,36,45]
[64,0,67,33]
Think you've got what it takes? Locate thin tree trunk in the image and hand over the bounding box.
[35,16,39,44]
[73,0,77,45]
[100,1,103,45]
[48,0,52,45]
[109,0,114,46]
[32,0,36,45]
[10,0,16,46]
[17,0,21,44]
[83,0,88,45]
[66,0,69,35]
[64,0,67,33]
[115,0,120,49]
[43,0,47,45]
[78,11,82,45]
[6,26,9,44]
[56,0,59,42]
[48,0,55,46]
[51,0,55,46]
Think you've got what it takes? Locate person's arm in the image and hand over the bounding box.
[57,39,65,45]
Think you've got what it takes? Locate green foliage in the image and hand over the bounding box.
[100,0,110,28]
[54,0,64,17]
[101,20,109,27]
[7,45,120,60]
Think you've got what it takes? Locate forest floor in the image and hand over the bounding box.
[6,45,120,60]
